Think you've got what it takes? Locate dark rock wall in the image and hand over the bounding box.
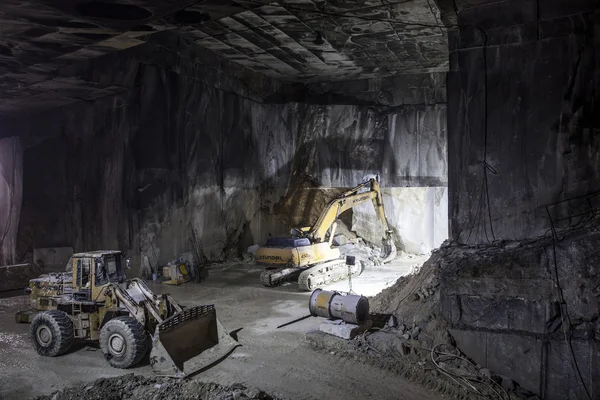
[0,137,23,266]
[447,2,600,244]
[13,94,137,264]
[288,103,447,188]
[441,2,600,397]
[440,230,600,399]
[8,63,296,275]
[6,42,447,274]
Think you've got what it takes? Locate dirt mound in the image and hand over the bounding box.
[368,247,450,348]
[306,243,542,400]
[35,374,282,400]
[306,246,473,398]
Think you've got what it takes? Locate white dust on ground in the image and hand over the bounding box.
[320,253,428,297]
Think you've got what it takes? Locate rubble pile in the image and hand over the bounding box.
[36,374,281,400]
[306,242,544,399]
[308,248,466,397]
[335,237,386,267]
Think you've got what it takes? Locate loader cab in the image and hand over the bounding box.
[71,250,127,302]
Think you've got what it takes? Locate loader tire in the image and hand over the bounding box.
[30,310,74,357]
[100,316,148,369]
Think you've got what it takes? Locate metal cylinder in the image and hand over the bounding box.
[308,289,369,325]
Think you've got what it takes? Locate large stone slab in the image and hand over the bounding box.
[353,187,448,254]
[545,339,599,400]
[0,263,40,291]
[450,328,543,394]
[318,319,373,340]
[33,247,73,273]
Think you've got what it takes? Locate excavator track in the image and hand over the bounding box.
[298,259,363,291]
[259,266,303,287]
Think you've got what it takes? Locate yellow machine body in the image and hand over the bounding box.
[16,250,238,377]
[256,178,397,289]
[255,242,340,268]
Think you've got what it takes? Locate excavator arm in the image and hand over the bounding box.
[308,178,397,262]
[256,178,398,289]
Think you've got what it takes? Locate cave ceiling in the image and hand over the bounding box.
[0,0,451,116]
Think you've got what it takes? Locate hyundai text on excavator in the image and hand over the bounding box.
[15,250,238,377]
[255,178,397,291]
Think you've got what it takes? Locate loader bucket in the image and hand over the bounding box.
[149,304,239,378]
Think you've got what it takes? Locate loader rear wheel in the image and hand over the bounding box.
[30,310,74,357]
[99,316,148,369]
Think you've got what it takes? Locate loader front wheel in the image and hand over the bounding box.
[99,316,148,369]
[30,310,74,357]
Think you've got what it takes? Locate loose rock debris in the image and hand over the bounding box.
[36,374,282,400]
[306,243,542,400]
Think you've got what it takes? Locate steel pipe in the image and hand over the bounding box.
[308,289,369,325]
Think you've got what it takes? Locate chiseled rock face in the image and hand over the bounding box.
[447,0,600,244]
[439,223,600,398]
[353,187,448,254]
[0,137,23,266]
[6,46,448,270]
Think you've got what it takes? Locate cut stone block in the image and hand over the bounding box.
[318,319,373,340]
[0,263,40,292]
[33,247,73,272]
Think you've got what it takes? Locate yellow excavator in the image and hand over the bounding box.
[255,178,397,291]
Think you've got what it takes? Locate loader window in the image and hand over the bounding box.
[95,255,124,286]
[95,259,107,285]
[76,259,90,287]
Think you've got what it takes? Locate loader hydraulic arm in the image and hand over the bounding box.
[309,178,393,244]
[104,283,148,325]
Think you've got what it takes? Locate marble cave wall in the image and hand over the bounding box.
[0,136,23,266]
[440,229,600,400]
[2,35,448,277]
[442,1,600,398]
[4,67,297,277]
[448,0,600,244]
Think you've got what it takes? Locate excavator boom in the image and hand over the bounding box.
[307,178,396,262]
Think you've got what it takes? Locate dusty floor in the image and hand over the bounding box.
[0,257,439,400]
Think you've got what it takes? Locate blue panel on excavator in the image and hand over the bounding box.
[265,237,311,247]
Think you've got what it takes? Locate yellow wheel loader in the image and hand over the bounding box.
[255,178,397,291]
[15,250,238,377]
